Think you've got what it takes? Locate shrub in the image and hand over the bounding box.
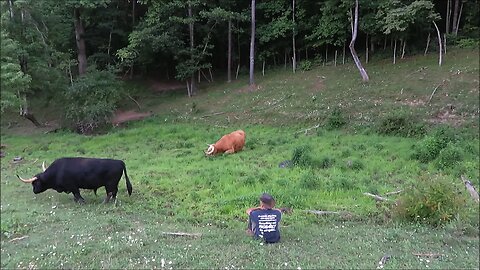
[64,69,123,134]
[299,60,313,71]
[377,112,426,137]
[435,144,463,169]
[393,174,467,226]
[412,136,443,163]
[291,145,314,167]
[326,107,347,130]
[299,170,320,189]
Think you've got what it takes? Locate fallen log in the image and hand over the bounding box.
[8,235,29,242]
[461,175,479,203]
[376,254,391,269]
[160,232,202,237]
[413,252,443,258]
[363,192,390,202]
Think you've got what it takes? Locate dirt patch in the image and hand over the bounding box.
[312,76,326,92]
[399,99,426,107]
[148,80,184,92]
[236,84,263,93]
[112,110,152,125]
[428,105,464,126]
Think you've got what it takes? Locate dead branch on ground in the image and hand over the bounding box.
[363,192,390,202]
[200,111,227,118]
[377,254,391,269]
[413,252,443,258]
[427,80,446,104]
[294,124,320,135]
[461,175,479,202]
[127,94,142,110]
[160,232,202,237]
[9,235,29,242]
[384,190,403,196]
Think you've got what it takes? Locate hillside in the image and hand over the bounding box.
[1,49,479,269]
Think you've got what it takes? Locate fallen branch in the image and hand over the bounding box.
[413,252,442,258]
[377,254,391,269]
[200,111,227,118]
[160,232,202,237]
[9,235,29,242]
[294,124,320,135]
[427,80,446,104]
[127,94,142,110]
[461,175,479,203]
[302,210,353,216]
[363,192,390,202]
[384,190,403,196]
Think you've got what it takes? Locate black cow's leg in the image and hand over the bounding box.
[73,190,85,204]
[104,192,113,203]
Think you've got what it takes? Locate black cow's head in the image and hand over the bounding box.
[17,162,50,194]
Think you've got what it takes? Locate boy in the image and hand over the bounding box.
[246,193,282,243]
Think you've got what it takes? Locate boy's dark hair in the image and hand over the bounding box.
[260,193,275,207]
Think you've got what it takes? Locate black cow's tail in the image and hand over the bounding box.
[123,162,133,196]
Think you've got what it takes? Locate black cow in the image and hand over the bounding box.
[17,157,133,204]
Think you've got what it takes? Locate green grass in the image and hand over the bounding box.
[1,49,479,268]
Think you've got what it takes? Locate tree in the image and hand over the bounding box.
[249,0,256,86]
[349,0,369,82]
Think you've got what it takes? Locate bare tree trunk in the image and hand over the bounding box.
[451,0,460,36]
[383,36,387,50]
[446,0,451,34]
[455,2,463,36]
[284,50,287,69]
[342,43,346,64]
[249,0,256,86]
[349,0,369,82]
[444,34,447,55]
[432,21,442,66]
[393,39,397,64]
[262,60,265,76]
[325,45,328,65]
[292,0,296,73]
[365,33,369,64]
[236,64,240,79]
[8,0,14,18]
[305,47,308,60]
[334,50,338,67]
[227,19,232,83]
[74,8,87,76]
[424,33,430,56]
[188,4,196,95]
[401,39,406,59]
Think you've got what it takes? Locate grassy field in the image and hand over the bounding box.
[1,49,479,269]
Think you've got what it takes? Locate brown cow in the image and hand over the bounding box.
[205,130,246,156]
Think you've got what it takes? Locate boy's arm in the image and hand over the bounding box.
[246,207,261,215]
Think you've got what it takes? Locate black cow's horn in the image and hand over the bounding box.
[17,175,37,183]
[42,161,46,172]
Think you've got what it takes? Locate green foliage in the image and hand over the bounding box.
[64,69,123,134]
[455,38,479,49]
[394,174,468,226]
[434,143,463,169]
[377,111,425,137]
[298,60,312,71]
[412,125,459,163]
[291,145,314,167]
[299,170,320,189]
[0,30,30,112]
[326,107,347,130]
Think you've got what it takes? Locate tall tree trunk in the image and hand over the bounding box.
[432,21,442,66]
[334,50,338,67]
[401,39,406,59]
[349,0,369,82]
[8,0,14,18]
[249,0,256,86]
[393,39,397,64]
[455,2,463,36]
[446,0,451,34]
[74,8,87,76]
[188,4,196,95]
[342,43,346,64]
[451,0,460,35]
[365,33,369,64]
[130,0,136,78]
[227,19,232,83]
[424,33,430,56]
[292,0,296,73]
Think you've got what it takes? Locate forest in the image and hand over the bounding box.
[1,1,479,268]
[1,0,478,133]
